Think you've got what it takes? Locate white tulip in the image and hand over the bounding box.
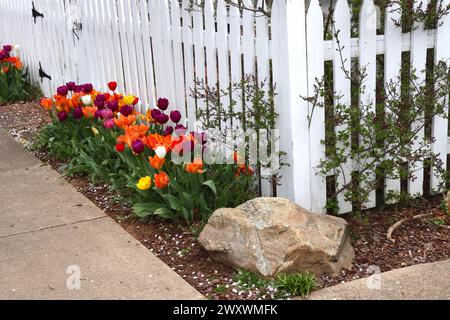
[13,45,20,52]
[155,146,167,159]
[81,94,92,106]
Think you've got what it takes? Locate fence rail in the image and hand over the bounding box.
[1,0,449,214]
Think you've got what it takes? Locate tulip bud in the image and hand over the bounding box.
[155,113,169,124]
[81,95,93,106]
[103,119,115,129]
[57,111,68,122]
[155,146,167,159]
[108,81,117,91]
[120,104,133,117]
[57,85,69,96]
[73,107,83,120]
[157,98,169,110]
[163,126,174,136]
[170,110,182,123]
[132,139,145,154]
[82,83,93,94]
[115,142,125,152]
[66,81,76,91]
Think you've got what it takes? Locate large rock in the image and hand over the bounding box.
[199,197,354,278]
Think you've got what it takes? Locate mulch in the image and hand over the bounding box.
[1,101,449,300]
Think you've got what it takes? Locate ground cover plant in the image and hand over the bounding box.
[37,81,258,224]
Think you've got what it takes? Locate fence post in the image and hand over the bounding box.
[272,0,324,212]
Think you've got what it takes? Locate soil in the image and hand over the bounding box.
[1,101,449,300]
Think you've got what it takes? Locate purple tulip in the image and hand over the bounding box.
[82,83,93,94]
[94,109,104,119]
[155,113,169,124]
[157,98,169,110]
[96,94,106,102]
[132,139,145,154]
[101,108,113,120]
[174,124,187,136]
[73,107,83,120]
[57,85,69,96]
[3,45,12,52]
[170,110,181,123]
[103,119,115,129]
[120,104,133,117]
[94,98,105,109]
[73,85,82,93]
[0,52,6,60]
[150,108,161,119]
[106,100,119,112]
[66,81,76,91]
[163,126,174,136]
[57,111,68,122]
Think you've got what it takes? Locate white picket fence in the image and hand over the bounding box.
[0,0,449,214]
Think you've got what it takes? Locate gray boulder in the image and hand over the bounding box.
[198,197,354,278]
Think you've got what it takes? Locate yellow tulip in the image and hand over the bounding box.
[123,95,135,105]
[91,127,100,135]
[136,176,151,190]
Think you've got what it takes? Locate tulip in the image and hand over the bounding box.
[108,81,117,91]
[3,45,12,52]
[122,95,135,105]
[154,171,169,189]
[120,104,133,117]
[66,81,76,91]
[101,108,113,120]
[132,97,139,105]
[81,94,93,106]
[170,110,182,123]
[136,176,151,191]
[91,127,100,135]
[155,113,169,124]
[103,119,115,129]
[115,142,125,152]
[157,98,169,110]
[73,107,83,119]
[57,111,68,122]
[74,85,82,93]
[94,98,105,109]
[57,85,69,96]
[132,139,145,154]
[107,100,119,112]
[163,126,174,136]
[150,108,161,119]
[155,146,167,159]
[96,94,106,102]
[94,109,104,119]
[174,124,187,135]
[82,83,93,93]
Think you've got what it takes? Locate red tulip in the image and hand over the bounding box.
[108,81,117,91]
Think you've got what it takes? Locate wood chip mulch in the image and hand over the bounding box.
[1,101,449,300]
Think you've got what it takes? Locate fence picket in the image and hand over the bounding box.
[384,3,402,203]
[431,0,450,192]
[333,0,352,213]
[409,0,429,196]
[358,0,377,209]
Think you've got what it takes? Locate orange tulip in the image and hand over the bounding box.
[2,66,9,73]
[145,133,173,151]
[53,95,73,112]
[82,106,97,118]
[114,114,136,129]
[185,158,205,174]
[149,155,165,170]
[39,97,53,110]
[154,171,170,189]
[117,124,149,148]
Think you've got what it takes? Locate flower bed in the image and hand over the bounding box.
[0,44,39,104]
[37,81,257,224]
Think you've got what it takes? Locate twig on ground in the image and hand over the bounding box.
[386,212,435,243]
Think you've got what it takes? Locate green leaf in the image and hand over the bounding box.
[154,207,177,220]
[163,194,184,212]
[202,180,217,194]
[132,202,162,218]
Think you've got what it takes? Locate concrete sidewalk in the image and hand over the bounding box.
[306,259,450,300]
[0,129,203,299]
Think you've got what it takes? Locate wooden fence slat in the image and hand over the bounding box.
[384,3,402,203]
[306,0,326,213]
[431,0,450,192]
[359,0,377,209]
[409,0,429,196]
[216,0,230,132]
[333,0,352,213]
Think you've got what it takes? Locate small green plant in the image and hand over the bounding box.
[179,247,192,256]
[213,284,227,294]
[273,272,318,298]
[233,269,269,290]
[429,217,446,226]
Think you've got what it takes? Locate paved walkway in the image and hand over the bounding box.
[306,259,450,300]
[0,129,203,299]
